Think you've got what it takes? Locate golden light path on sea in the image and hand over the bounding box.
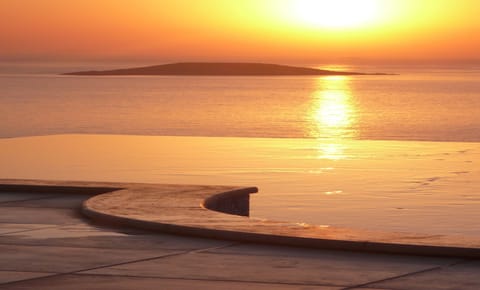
[307,76,357,160]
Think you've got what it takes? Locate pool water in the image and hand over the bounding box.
[1,134,479,237]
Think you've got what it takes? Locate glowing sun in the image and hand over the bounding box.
[293,0,381,29]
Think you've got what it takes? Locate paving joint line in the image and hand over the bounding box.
[0,253,188,287]
[71,242,243,275]
[189,242,243,254]
[0,269,57,274]
[341,259,470,290]
[0,243,240,287]
[0,240,211,252]
[0,273,62,286]
[72,272,344,288]
[0,240,145,251]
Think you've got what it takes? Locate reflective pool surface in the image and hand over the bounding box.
[1,134,479,237]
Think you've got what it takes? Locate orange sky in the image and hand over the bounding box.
[1,0,479,64]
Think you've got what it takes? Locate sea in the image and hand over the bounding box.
[1,62,480,236]
[2,62,480,141]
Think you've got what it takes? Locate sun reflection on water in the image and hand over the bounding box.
[306,76,358,160]
[318,143,347,160]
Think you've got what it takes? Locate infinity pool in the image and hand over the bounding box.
[1,134,479,237]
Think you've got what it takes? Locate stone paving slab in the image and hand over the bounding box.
[0,223,231,251]
[351,288,391,290]
[0,271,54,284]
[209,243,456,263]
[0,243,181,273]
[0,207,83,225]
[0,274,335,290]
[84,248,455,287]
[0,223,54,235]
[368,260,480,290]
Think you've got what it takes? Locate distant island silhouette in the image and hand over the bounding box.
[64,62,390,76]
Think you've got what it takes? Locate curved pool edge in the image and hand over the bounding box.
[1,179,480,258]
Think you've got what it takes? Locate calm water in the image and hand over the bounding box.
[2,65,480,141]
[1,134,480,236]
[2,64,480,235]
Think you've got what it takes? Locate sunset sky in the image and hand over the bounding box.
[1,0,479,64]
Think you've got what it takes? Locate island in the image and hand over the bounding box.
[63,62,390,76]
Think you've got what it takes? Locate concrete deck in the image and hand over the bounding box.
[1,180,480,289]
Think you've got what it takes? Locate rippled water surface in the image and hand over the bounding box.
[2,66,480,141]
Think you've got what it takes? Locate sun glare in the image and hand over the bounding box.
[308,76,357,139]
[293,0,381,29]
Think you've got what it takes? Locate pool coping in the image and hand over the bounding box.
[1,179,480,258]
